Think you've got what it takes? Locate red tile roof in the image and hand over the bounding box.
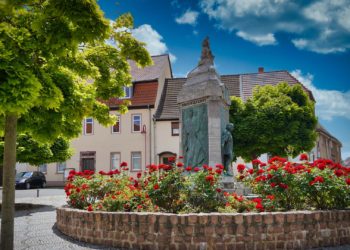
[107,81,158,108]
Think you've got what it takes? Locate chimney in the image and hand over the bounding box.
[258,67,264,73]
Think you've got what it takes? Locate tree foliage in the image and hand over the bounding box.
[0,1,152,141]
[0,134,72,166]
[229,83,317,161]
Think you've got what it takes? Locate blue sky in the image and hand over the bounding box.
[99,0,350,160]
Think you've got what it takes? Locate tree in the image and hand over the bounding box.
[0,134,72,166]
[229,82,317,162]
[0,1,151,249]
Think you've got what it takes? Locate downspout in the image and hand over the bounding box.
[153,115,157,164]
[148,105,152,165]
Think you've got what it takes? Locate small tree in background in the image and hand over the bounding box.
[229,82,317,162]
[0,1,151,249]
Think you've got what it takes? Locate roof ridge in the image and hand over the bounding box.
[221,70,289,77]
[151,54,169,58]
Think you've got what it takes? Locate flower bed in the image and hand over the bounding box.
[63,156,349,213]
[57,156,350,249]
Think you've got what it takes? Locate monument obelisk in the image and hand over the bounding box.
[177,37,232,173]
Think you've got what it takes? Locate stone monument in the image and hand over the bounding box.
[177,37,234,180]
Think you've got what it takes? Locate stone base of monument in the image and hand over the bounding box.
[220,177,253,195]
[220,176,235,189]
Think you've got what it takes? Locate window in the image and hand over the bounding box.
[84,118,93,135]
[121,86,132,99]
[132,114,141,132]
[57,162,66,173]
[171,122,179,136]
[131,152,142,171]
[111,152,121,170]
[112,115,121,133]
[38,164,47,173]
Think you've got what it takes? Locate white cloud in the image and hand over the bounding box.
[175,9,199,26]
[236,31,277,46]
[291,69,350,121]
[199,0,350,53]
[131,24,177,63]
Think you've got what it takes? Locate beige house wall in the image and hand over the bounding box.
[42,108,155,185]
[154,121,180,163]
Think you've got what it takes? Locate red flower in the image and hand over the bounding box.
[215,168,223,175]
[346,178,350,185]
[168,156,176,162]
[137,205,143,210]
[76,188,81,193]
[299,153,308,161]
[153,184,159,190]
[278,183,288,189]
[215,164,224,170]
[87,205,93,212]
[248,169,254,175]
[239,175,245,180]
[255,203,264,212]
[237,164,246,173]
[266,195,275,201]
[179,156,184,159]
[205,175,214,182]
[120,161,128,167]
[270,182,277,188]
[334,169,343,177]
[69,169,76,175]
[203,165,209,170]
[310,176,324,185]
[137,172,142,178]
[194,167,200,172]
[252,159,261,166]
[176,162,184,167]
[81,184,89,190]
[99,170,106,175]
[216,188,222,193]
[185,166,192,171]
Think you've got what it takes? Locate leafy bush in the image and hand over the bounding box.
[64,156,350,213]
[65,158,255,213]
[237,155,350,210]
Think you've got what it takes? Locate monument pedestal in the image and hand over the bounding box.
[177,37,232,171]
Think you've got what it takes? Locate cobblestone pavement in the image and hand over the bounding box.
[0,194,349,250]
[1,195,121,250]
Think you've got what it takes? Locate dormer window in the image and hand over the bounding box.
[121,86,132,99]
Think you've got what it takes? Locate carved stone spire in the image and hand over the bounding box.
[198,36,214,66]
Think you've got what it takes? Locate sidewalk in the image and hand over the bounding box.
[0,195,121,250]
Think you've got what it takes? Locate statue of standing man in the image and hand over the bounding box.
[221,123,234,175]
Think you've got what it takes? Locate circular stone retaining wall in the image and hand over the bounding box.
[56,207,350,250]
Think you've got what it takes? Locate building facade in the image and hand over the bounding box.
[23,55,342,186]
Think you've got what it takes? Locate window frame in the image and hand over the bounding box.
[84,117,94,135]
[56,162,66,174]
[111,115,121,134]
[131,151,142,172]
[171,122,180,136]
[110,152,121,171]
[38,164,47,174]
[131,114,142,133]
[120,86,132,99]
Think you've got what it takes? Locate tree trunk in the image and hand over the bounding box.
[1,113,17,250]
